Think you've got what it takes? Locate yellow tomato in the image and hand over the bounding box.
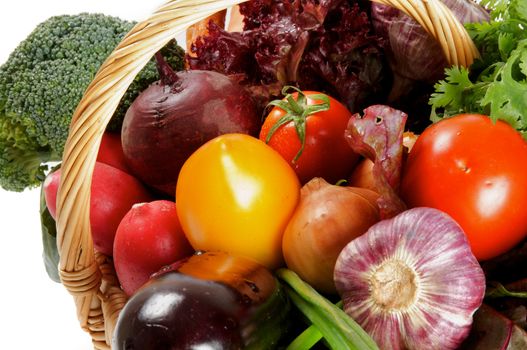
[176,133,301,269]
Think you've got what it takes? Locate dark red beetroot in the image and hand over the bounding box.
[43,162,153,256]
[121,55,261,195]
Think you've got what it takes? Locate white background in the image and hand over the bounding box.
[0,1,176,349]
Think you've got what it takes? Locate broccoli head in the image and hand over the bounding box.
[0,13,185,192]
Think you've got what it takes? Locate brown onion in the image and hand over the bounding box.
[282,177,380,294]
[348,158,376,192]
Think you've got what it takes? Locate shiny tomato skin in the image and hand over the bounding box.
[175,133,301,269]
[401,114,527,260]
[259,92,359,184]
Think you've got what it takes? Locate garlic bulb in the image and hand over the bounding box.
[334,207,486,350]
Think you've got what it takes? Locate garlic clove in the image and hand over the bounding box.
[334,207,486,350]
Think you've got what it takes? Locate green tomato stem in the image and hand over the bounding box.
[265,86,330,162]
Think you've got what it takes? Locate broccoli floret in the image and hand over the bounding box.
[0,13,185,192]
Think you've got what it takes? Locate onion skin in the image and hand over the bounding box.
[282,177,380,294]
[349,132,418,192]
[345,105,408,219]
[121,69,260,195]
[334,207,486,350]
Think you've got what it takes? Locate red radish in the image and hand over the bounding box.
[43,162,153,256]
[113,200,194,295]
[97,132,130,173]
[43,169,60,220]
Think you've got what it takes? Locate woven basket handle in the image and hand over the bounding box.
[372,0,479,67]
[55,0,477,348]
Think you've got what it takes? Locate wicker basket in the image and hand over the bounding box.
[55,0,478,348]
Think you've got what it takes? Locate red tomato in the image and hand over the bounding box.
[259,89,358,184]
[43,162,153,256]
[114,200,194,295]
[401,114,527,260]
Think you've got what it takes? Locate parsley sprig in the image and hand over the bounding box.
[429,0,527,138]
